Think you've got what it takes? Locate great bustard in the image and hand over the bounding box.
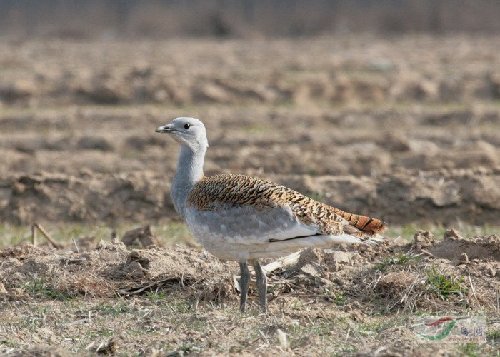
[156,117,385,313]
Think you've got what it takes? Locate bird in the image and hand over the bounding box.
[156,117,386,313]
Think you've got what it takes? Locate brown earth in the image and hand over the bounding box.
[0,231,498,355]
[1,36,500,355]
[1,168,499,226]
[1,37,500,107]
[1,37,500,225]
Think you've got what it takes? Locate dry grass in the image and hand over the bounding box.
[1,221,500,249]
[0,221,191,249]
[1,293,498,355]
[1,229,498,355]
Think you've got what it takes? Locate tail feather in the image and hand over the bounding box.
[333,208,386,234]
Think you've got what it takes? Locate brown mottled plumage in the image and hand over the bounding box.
[187,173,385,236]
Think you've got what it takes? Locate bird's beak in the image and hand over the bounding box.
[155,124,174,133]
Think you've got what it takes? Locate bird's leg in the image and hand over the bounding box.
[253,260,268,313]
[239,261,250,313]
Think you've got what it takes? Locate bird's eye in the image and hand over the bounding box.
[184,123,191,129]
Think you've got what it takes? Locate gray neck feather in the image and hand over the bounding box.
[171,144,205,217]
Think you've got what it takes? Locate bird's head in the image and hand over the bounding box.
[156,117,208,150]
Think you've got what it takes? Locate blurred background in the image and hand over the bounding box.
[0,0,499,234]
[1,0,500,38]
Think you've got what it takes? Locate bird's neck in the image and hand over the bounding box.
[171,144,205,217]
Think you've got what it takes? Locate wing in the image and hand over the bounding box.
[186,174,348,242]
[187,173,384,236]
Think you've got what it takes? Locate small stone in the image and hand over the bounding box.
[444,228,463,241]
[122,226,159,248]
[128,251,150,270]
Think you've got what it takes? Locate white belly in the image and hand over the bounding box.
[183,206,360,261]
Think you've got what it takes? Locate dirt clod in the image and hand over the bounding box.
[413,230,435,251]
[444,228,463,241]
[459,252,470,264]
[128,250,150,270]
[429,234,500,263]
[86,337,116,355]
[121,226,159,248]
